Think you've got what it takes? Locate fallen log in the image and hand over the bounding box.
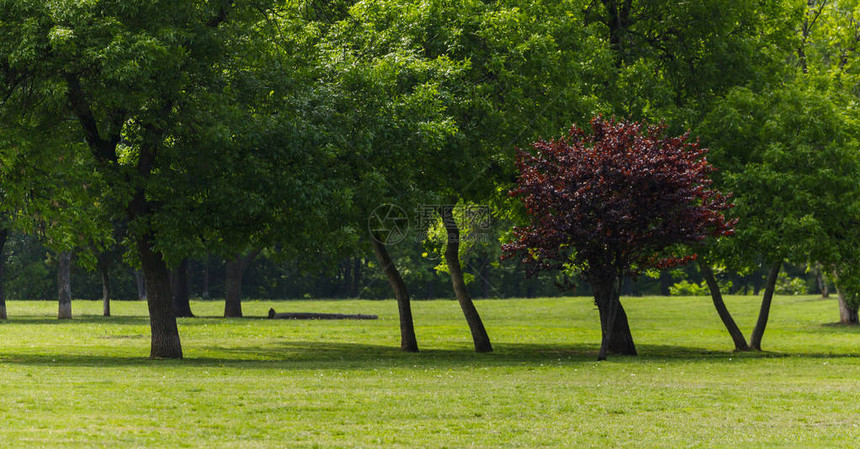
[267,308,378,320]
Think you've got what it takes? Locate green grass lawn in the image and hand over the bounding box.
[0,295,858,448]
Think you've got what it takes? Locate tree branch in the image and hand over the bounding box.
[206,0,235,28]
[64,74,120,165]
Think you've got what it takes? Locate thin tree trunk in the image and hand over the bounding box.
[424,275,434,299]
[224,249,260,318]
[749,261,782,351]
[698,260,750,351]
[835,283,859,325]
[134,270,147,300]
[658,269,672,296]
[172,259,193,317]
[439,206,492,353]
[58,251,72,319]
[350,257,361,298]
[371,237,418,352]
[815,263,829,298]
[591,274,636,360]
[602,0,633,68]
[0,228,7,320]
[138,234,182,359]
[101,258,111,317]
[202,254,210,299]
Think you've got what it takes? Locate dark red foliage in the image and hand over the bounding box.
[502,117,735,283]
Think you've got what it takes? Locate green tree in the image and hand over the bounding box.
[0,1,334,357]
[699,82,860,348]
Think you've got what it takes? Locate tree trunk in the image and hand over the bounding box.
[371,237,418,352]
[749,261,782,351]
[0,228,7,320]
[658,270,672,296]
[424,277,434,299]
[602,0,633,67]
[698,260,750,351]
[172,259,193,317]
[752,273,762,296]
[342,259,352,298]
[224,257,243,317]
[97,251,113,316]
[100,257,111,317]
[134,270,147,301]
[439,206,492,353]
[224,250,260,318]
[350,257,361,298]
[591,274,637,360]
[58,251,72,319]
[815,263,829,298]
[480,258,490,298]
[835,285,859,325]
[138,234,183,359]
[202,254,210,299]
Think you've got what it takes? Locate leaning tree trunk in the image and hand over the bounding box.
[138,234,183,359]
[57,251,72,319]
[749,261,782,351]
[172,259,193,317]
[835,285,859,325]
[0,228,7,320]
[698,260,750,351]
[439,206,492,353]
[224,250,260,318]
[371,237,418,352]
[591,274,636,361]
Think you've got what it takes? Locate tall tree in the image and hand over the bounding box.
[290,0,466,351]
[0,1,333,358]
[699,83,860,348]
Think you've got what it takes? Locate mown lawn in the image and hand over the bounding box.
[0,295,857,448]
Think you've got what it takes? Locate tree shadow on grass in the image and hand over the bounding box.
[0,315,150,326]
[1,341,856,370]
[0,315,272,326]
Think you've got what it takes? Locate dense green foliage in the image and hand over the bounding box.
[1,0,859,359]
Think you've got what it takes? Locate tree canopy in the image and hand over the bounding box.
[504,117,734,359]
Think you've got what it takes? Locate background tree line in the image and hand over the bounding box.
[0,228,833,302]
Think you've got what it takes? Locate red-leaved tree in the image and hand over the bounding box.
[503,117,734,360]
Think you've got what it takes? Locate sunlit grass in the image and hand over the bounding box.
[0,295,857,447]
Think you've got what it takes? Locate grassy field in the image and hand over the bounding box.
[0,295,857,448]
